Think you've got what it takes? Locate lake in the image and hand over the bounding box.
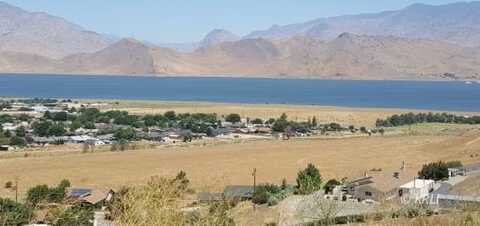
[0,74,479,112]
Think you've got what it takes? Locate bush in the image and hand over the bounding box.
[0,198,33,226]
[55,205,94,226]
[252,184,280,205]
[4,181,13,189]
[296,163,323,195]
[26,179,71,206]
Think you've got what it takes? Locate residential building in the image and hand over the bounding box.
[399,179,435,204]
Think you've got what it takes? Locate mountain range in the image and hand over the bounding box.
[0,1,480,80]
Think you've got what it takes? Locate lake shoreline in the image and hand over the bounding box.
[0,72,470,82]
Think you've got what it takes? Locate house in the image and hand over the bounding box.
[345,169,415,202]
[68,188,114,206]
[448,167,466,177]
[399,179,435,204]
[223,185,255,201]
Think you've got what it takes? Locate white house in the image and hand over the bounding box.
[399,179,435,204]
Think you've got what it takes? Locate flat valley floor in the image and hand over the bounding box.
[1,101,480,198]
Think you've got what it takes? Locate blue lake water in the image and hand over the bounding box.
[0,74,479,112]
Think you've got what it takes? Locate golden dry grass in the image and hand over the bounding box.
[1,130,480,199]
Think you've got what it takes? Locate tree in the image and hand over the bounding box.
[114,128,136,141]
[52,112,68,121]
[32,121,52,137]
[164,111,177,121]
[251,118,264,125]
[418,161,452,181]
[48,123,66,137]
[225,114,241,124]
[311,116,318,128]
[15,126,26,137]
[9,136,27,147]
[69,120,82,132]
[296,163,323,195]
[324,179,341,194]
[272,113,289,132]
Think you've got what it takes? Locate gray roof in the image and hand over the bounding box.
[197,192,224,202]
[224,185,254,199]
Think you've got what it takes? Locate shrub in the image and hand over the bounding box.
[0,198,33,226]
[4,181,13,189]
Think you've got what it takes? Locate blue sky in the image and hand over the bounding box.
[3,0,463,43]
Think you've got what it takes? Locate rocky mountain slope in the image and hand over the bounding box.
[45,34,480,80]
[0,1,479,80]
[245,2,480,47]
[0,1,112,59]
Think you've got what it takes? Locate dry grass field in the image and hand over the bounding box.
[1,129,480,199]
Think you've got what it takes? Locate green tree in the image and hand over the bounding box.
[418,161,450,181]
[114,128,136,141]
[311,116,318,128]
[32,121,52,137]
[251,118,264,125]
[296,163,323,195]
[52,112,68,121]
[225,113,241,124]
[69,120,82,132]
[323,179,341,194]
[9,136,27,147]
[48,123,66,137]
[272,113,289,132]
[164,111,177,121]
[14,126,26,137]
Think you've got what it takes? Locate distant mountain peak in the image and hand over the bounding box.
[0,1,113,59]
[200,29,240,47]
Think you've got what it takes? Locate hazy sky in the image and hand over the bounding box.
[3,0,464,43]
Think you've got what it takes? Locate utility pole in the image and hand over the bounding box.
[252,168,257,211]
[15,177,18,202]
[252,168,257,193]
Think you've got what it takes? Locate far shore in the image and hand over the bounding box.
[0,71,473,82]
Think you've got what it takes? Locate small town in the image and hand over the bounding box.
[1,98,480,226]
